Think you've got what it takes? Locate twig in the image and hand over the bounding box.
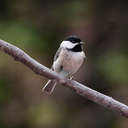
[0,39,128,118]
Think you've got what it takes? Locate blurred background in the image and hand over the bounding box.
[0,0,128,128]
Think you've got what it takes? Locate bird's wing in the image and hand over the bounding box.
[53,47,62,62]
[51,47,62,70]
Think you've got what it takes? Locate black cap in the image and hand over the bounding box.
[64,35,81,43]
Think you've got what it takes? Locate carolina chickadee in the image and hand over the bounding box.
[42,35,86,94]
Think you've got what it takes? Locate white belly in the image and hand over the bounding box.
[53,49,85,77]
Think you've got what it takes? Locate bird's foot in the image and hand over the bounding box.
[69,76,74,80]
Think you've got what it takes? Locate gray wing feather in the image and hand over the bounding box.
[51,47,62,70]
[53,47,62,61]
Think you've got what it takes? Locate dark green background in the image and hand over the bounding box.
[0,0,128,128]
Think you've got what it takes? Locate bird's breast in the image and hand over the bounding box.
[63,50,85,75]
[53,49,85,76]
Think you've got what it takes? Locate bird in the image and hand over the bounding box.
[42,35,86,94]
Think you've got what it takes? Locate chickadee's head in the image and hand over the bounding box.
[60,35,83,52]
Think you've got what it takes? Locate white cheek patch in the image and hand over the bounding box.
[60,41,77,49]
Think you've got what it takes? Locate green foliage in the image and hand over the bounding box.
[0,21,45,54]
[97,51,128,84]
[28,100,63,127]
[0,78,11,103]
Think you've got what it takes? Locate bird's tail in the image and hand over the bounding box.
[42,80,56,94]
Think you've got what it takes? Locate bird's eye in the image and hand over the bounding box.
[71,40,75,43]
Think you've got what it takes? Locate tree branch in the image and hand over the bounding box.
[0,39,128,118]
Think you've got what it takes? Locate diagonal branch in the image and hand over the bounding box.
[0,39,128,118]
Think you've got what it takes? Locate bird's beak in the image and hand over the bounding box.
[80,42,84,45]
